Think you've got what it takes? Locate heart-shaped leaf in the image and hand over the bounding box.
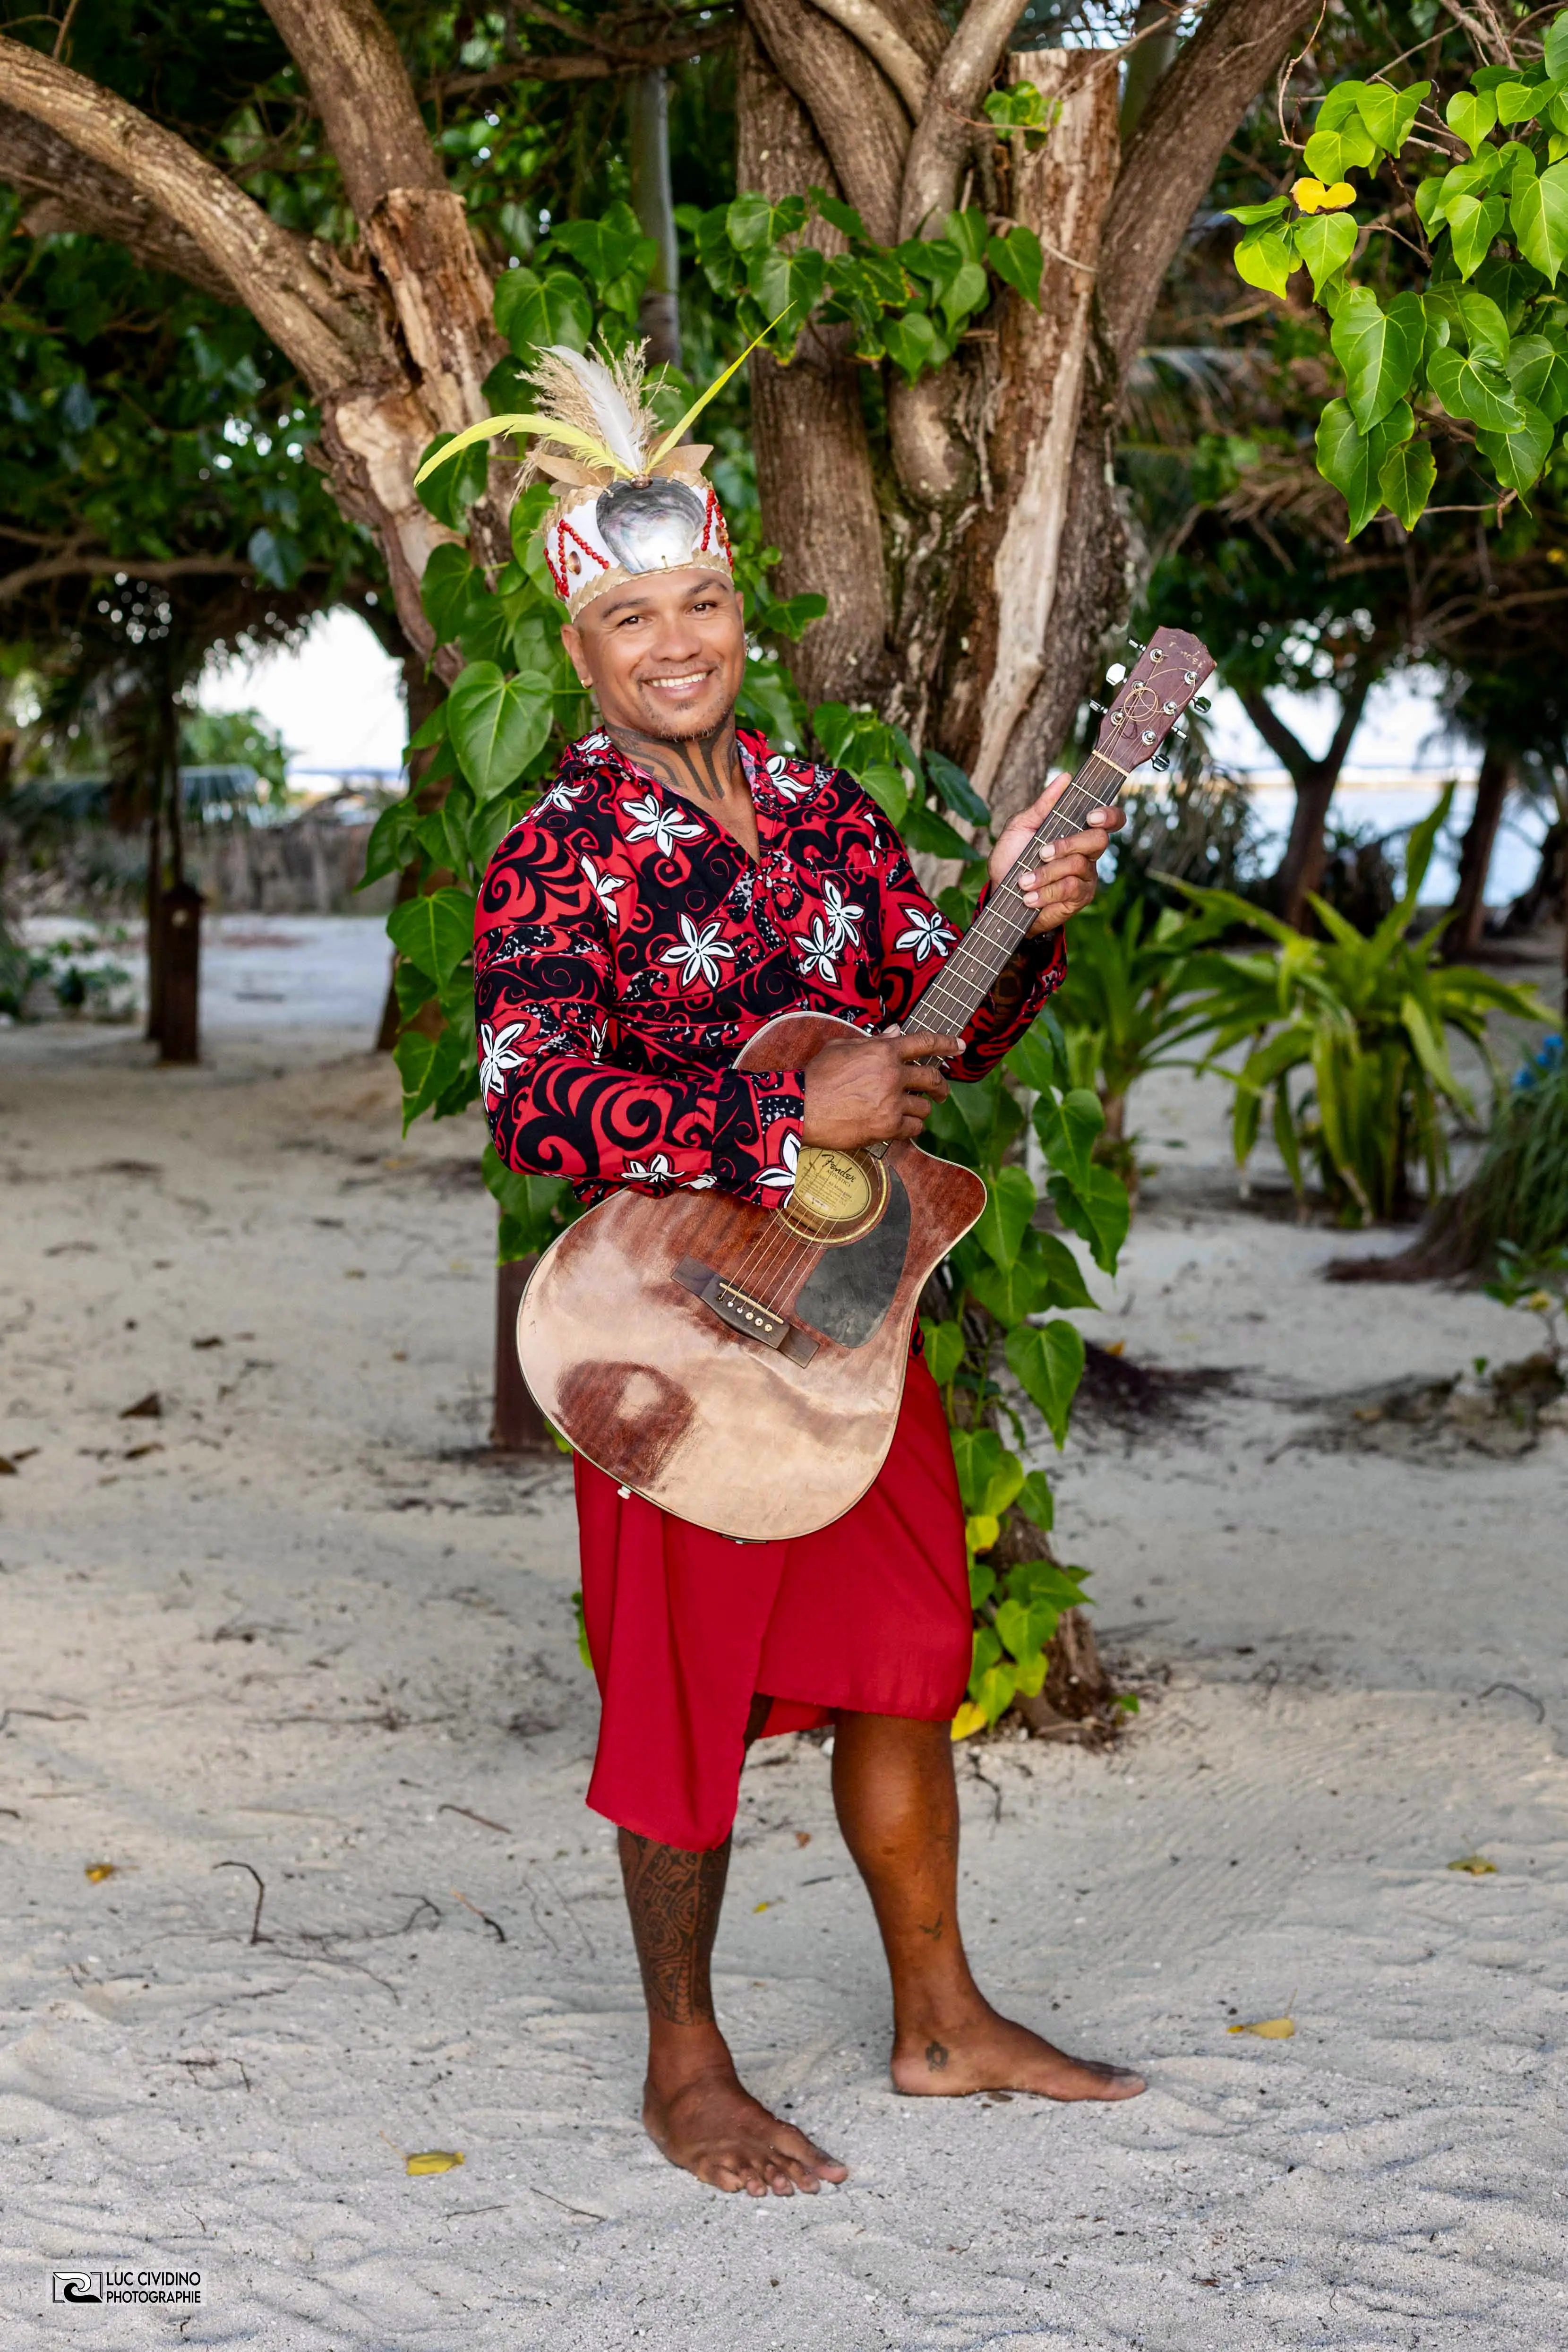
[1427,346,1525,430]
[1506,330,1568,421]
[1475,397,1554,491]
[972,1163,1037,1269]
[448,665,556,800]
[1377,435,1436,530]
[1447,189,1507,278]
[1303,122,1377,181]
[1294,210,1358,297]
[388,885,476,986]
[920,1318,967,1386]
[1446,87,1499,154]
[1233,223,1297,299]
[1510,155,1568,282]
[1005,1318,1085,1449]
[1330,287,1423,430]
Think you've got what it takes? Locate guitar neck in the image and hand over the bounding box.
[911,747,1132,1038]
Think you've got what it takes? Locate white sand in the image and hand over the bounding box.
[2,928,1566,2349]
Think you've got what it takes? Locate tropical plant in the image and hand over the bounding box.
[1045,876,1214,1188]
[1486,1234,1568,1366]
[1178,791,1554,1225]
[1228,10,1568,541]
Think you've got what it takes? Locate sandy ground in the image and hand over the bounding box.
[2,921,1566,2351]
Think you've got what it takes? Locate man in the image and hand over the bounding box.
[471,347,1142,2200]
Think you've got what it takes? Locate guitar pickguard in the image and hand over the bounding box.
[792,1168,911,1348]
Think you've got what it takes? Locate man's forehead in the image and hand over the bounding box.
[583,575,738,627]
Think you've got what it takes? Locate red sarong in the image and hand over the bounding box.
[575,1355,971,1851]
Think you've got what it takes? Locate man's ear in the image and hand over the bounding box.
[560,620,592,689]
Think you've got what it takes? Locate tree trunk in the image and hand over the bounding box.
[1244,671,1374,929]
[1446,743,1512,960]
[939,50,1122,797]
[491,1252,551,1451]
[629,67,681,369]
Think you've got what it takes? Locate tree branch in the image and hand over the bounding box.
[805,0,928,117]
[0,105,239,300]
[1239,686,1315,784]
[0,551,256,604]
[258,0,443,222]
[431,23,733,96]
[1098,0,1320,372]
[743,0,915,242]
[897,0,1019,241]
[0,38,372,392]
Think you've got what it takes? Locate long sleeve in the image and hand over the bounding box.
[852,797,1066,1077]
[474,810,805,1205]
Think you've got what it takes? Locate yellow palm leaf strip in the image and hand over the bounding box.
[645,315,788,471]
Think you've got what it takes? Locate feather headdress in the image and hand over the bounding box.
[415,324,772,618]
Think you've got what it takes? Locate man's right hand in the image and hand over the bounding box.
[800,1030,962,1149]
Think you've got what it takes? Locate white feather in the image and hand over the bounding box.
[542,344,648,476]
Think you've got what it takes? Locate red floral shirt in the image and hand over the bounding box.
[473,728,1064,1207]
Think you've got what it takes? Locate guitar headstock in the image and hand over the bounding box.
[1095,627,1215,772]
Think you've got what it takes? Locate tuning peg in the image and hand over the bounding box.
[1126,636,1146,653]
[1088,699,1106,716]
[1193,696,1212,715]
[1151,747,1172,773]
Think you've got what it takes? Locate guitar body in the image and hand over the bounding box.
[516,1011,987,1540]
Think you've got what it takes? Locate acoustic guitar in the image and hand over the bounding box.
[516,628,1214,1539]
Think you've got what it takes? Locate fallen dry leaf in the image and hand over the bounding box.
[753,1899,778,1914]
[1103,1340,1126,1359]
[120,1392,162,1420]
[85,1863,119,1883]
[794,1831,811,1848]
[1228,2016,1294,2039]
[405,2150,463,2176]
[1447,1854,1497,1875]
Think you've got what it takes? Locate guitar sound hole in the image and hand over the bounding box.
[792,1169,910,1348]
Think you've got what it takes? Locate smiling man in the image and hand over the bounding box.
[471,346,1142,2198]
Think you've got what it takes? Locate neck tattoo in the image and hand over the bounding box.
[606,716,740,808]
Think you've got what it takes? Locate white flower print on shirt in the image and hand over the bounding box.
[621,791,705,855]
[820,877,864,950]
[478,1020,528,1102]
[757,1131,800,1191]
[764,755,809,801]
[660,914,735,989]
[894,906,957,963]
[539,776,590,814]
[623,1152,677,1185]
[795,915,840,984]
[580,853,627,926]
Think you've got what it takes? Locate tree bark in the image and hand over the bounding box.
[940,50,1121,798]
[1446,742,1512,960]
[1245,670,1374,928]
[629,68,682,369]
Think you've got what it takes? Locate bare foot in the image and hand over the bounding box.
[891,2004,1145,2103]
[644,2043,849,2196]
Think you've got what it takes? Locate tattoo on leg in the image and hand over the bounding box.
[917,1911,944,1940]
[618,1829,731,2024]
[925,2040,949,2070]
[605,717,740,808]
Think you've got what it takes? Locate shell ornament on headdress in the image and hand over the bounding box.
[415,329,769,622]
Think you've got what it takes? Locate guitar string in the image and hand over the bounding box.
[718,746,1155,1314]
[719,748,1139,1315]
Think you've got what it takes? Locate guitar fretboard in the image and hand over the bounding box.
[913,749,1131,1038]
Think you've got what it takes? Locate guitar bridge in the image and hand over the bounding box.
[672,1257,818,1365]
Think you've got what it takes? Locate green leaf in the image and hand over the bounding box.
[1048,1164,1129,1274]
[1550,13,1568,80]
[1294,211,1358,298]
[1378,435,1436,529]
[1303,122,1377,181]
[1005,1319,1086,1449]
[1427,346,1525,430]
[974,1662,1018,1727]
[1354,79,1429,155]
[1510,156,1568,283]
[1030,1230,1098,1312]
[949,1427,1024,1519]
[1506,330,1568,421]
[902,802,979,862]
[1033,1086,1103,1188]
[549,205,657,303]
[1233,223,1297,299]
[883,309,949,382]
[394,1022,470,1132]
[858,762,909,826]
[1315,396,1413,536]
[925,749,992,830]
[447,665,555,800]
[1495,78,1552,127]
[1330,287,1423,430]
[920,1318,967,1386]
[493,264,593,357]
[985,224,1044,308]
[1225,197,1290,226]
[360,798,421,889]
[809,186,866,241]
[973,1163,1037,1270]
[1446,190,1507,278]
[1016,1470,1054,1533]
[1446,87,1499,155]
[414,432,490,529]
[1475,397,1554,490]
[421,542,483,646]
[388,885,476,985]
[1454,285,1509,362]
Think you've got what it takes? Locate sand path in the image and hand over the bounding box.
[1,929,1565,2349]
